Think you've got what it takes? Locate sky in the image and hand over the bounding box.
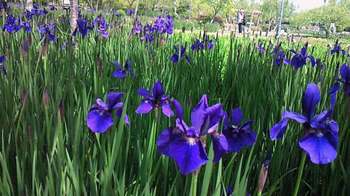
[293,0,325,12]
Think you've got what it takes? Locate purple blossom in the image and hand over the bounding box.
[126,9,134,16]
[339,64,350,96]
[153,15,174,34]
[3,15,21,33]
[87,92,129,133]
[0,55,6,76]
[219,108,257,161]
[272,44,288,66]
[132,19,142,35]
[171,46,190,64]
[38,23,57,42]
[191,36,215,51]
[112,60,133,79]
[156,95,225,175]
[257,43,265,54]
[73,16,94,38]
[270,83,339,164]
[136,81,174,117]
[21,21,31,32]
[94,15,109,38]
[286,43,316,69]
[330,40,347,55]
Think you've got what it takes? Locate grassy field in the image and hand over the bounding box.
[0,8,350,196]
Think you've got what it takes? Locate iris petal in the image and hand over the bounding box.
[161,103,174,117]
[212,134,228,163]
[302,83,321,120]
[270,118,289,140]
[87,109,114,133]
[299,132,337,164]
[136,101,153,114]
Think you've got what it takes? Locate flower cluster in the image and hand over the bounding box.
[38,23,57,42]
[191,36,215,51]
[171,46,190,64]
[94,15,109,38]
[132,15,174,43]
[73,15,94,38]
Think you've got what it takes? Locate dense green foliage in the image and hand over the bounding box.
[1,10,350,195]
[291,1,350,32]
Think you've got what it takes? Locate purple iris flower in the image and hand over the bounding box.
[3,15,21,33]
[73,16,94,38]
[132,19,142,35]
[87,92,129,133]
[38,23,57,42]
[21,21,31,32]
[288,44,316,69]
[270,83,339,164]
[112,60,133,79]
[0,2,8,11]
[191,36,215,51]
[94,15,109,38]
[153,15,174,34]
[257,43,265,54]
[272,44,288,66]
[220,108,257,158]
[156,95,225,175]
[136,81,174,117]
[29,3,48,17]
[171,46,190,64]
[330,40,346,55]
[339,64,350,96]
[0,55,6,76]
[126,9,134,16]
[191,39,205,51]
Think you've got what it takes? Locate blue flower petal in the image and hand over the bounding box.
[87,109,114,133]
[302,83,321,120]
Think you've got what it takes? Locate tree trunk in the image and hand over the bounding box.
[173,0,178,17]
[26,0,33,10]
[70,0,78,34]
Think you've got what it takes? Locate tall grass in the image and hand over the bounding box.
[0,12,349,196]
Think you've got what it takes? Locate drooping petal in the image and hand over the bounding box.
[167,136,208,175]
[136,100,154,114]
[231,107,243,126]
[153,81,165,98]
[299,132,337,164]
[270,118,288,140]
[112,70,127,79]
[157,128,179,156]
[212,134,228,163]
[161,102,174,117]
[86,109,114,133]
[282,111,308,124]
[302,83,321,120]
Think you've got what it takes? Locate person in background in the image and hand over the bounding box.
[237,9,245,34]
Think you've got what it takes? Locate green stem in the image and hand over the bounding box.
[190,173,198,196]
[293,153,307,196]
